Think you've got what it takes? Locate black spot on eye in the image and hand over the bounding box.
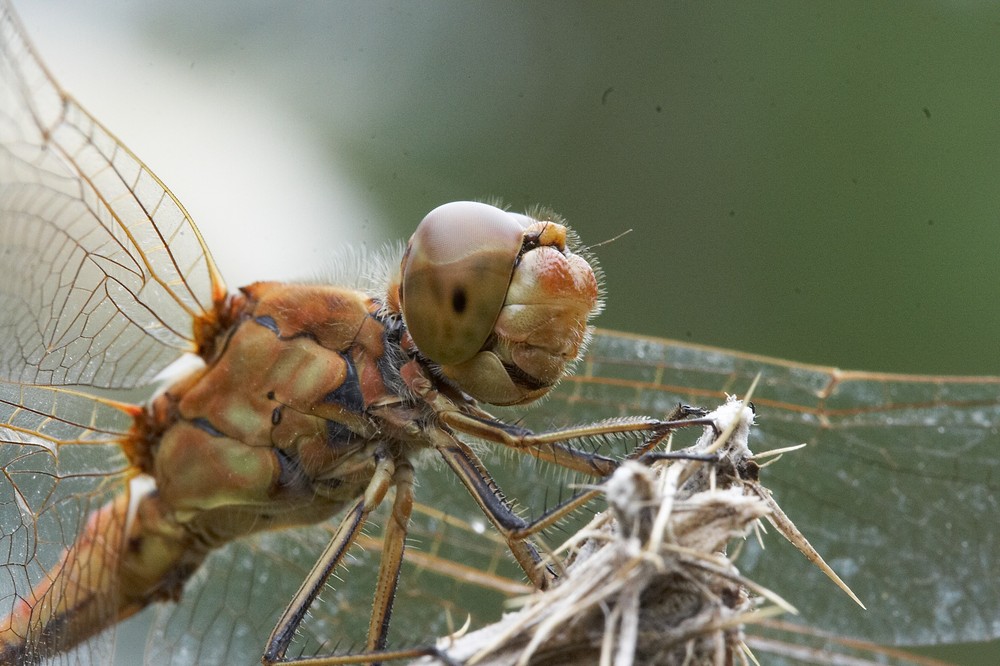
[452,287,467,314]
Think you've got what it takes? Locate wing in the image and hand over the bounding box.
[535,329,1000,647]
[0,2,228,662]
[0,381,137,665]
[0,0,225,390]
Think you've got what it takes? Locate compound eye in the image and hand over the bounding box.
[400,202,526,366]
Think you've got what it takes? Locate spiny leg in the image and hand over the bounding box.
[433,404,714,584]
[261,405,717,662]
[263,451,444,666]
[262,492,369,666]
[439,402,709,477]
[434,437,552,589]
[367,460,414,653]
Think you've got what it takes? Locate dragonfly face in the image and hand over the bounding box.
[1,3,999,666]
[396,201,599,405]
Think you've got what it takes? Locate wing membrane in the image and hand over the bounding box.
[0,380,135,664]
[0,2,224,389]
[533,329,1000,646]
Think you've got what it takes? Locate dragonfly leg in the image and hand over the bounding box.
[429,425,717,591]
[367,460,414,652]
[262,453,452,666]
[433,404,717,561]
[434,437,553,589]
[264,449,397,665]
[439,402,711,477]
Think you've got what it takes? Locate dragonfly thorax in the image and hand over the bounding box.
[117,281,428,558]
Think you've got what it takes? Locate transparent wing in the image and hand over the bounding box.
[533,330,1000,647]
[747,619,957,666]
[0,381,136,665]
[0,1,225,389]
[0,2,227,662]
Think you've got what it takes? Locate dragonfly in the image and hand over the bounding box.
[0,2,998,664]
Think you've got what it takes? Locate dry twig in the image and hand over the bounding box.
[411,396,848,666]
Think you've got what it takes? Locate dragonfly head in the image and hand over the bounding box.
[392,201,601,406]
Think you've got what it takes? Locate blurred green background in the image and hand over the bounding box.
[20,1,999,663]
[30,0,1000,377]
